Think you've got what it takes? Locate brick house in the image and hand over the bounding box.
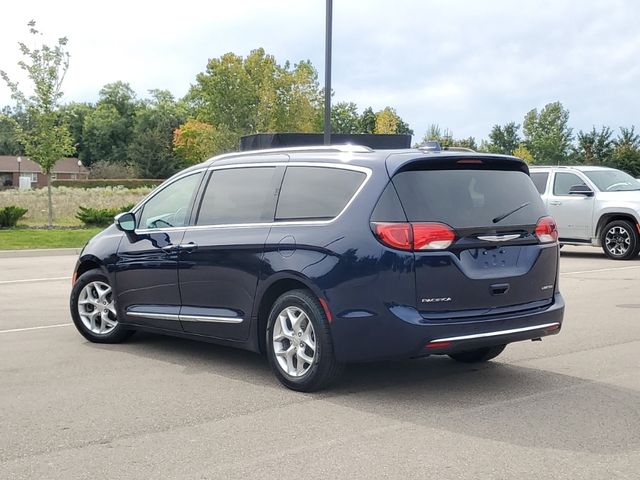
[0,156,89,188]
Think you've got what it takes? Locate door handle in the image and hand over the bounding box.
[549,201,562,206]
[161,244,178,253]
[179,242,198,253]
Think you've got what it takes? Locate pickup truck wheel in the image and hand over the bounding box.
[601,220,640,260]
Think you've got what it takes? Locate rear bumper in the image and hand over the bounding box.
[331,293,565,363]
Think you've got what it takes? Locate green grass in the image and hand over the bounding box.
[0,228,102,250]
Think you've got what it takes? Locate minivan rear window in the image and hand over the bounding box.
[392,169,547,228]
[276,167,366,220]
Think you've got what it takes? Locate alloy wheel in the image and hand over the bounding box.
[272,306,317,377]
[77,281,118,335]
[605,226,631,257]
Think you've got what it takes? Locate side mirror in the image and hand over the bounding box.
[568,184,594,196]
[115,212,136,232]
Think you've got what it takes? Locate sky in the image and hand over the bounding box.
[1,0,639,142]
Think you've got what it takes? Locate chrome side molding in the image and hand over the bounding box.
[126,311,243,324]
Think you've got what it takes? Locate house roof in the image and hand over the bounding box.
[0,156,88,174]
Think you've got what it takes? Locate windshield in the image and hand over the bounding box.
[584,170,640,192]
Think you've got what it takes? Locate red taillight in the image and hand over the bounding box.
[372,222,455,251]
[535,216,559,243]
[372,223,413,250]
[413,223,456,250]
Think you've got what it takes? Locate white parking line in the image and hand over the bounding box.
[562,265,640,275]
[0,323,73,334]
[0,276,71,285]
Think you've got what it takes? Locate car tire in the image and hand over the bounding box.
[448,345,506,363]
[601,220,640,260]
[70,269,134,343]
[266,289,343,392]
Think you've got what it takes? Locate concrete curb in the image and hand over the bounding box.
[0,248,81,258]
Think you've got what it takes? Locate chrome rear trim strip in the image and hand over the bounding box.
[126,311,243,324]
[431,322,560,343]
[477,234,521,242]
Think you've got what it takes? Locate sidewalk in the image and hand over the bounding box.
[0,248,82,258]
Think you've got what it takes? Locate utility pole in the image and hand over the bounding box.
[324,0,333,145]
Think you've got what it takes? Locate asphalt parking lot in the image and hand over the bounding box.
[0,247,639,479]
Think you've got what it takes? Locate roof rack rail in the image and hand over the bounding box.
[209,144,373,163]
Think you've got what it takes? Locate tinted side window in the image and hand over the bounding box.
[371,182,407,222]
[275,167,366,220]
[139,172,203,229]
[553,172,586,196]
[196,167,276,225]
[530,172,549,194]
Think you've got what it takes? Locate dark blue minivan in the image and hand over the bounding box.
[70,145,564,391]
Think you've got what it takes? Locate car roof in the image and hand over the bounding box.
[182,145,526,177]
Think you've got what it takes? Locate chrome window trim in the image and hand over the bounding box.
[132,162,372,234]
[430,322,560,343]
[126,311,244,324]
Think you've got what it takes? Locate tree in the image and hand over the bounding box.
[331,102,360,134]
[0,113,22,155]
[173,118,236,165]
[486,122,521,155]
[82,82,139,165]
[128,90,186,178]
[575,126,614,165]
[358,107,376,134]
[186,49,322,140]
[374,107,399,134]
[1,21,74,226]
[374,107,413,135]
[523,102,573,165]
[610,127,640,177]
[60,102,94,158]
[513,144,535,164]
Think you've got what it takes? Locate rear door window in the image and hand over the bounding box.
[392,169,546,228]
[530,172,549,194]
[275,166,366,221]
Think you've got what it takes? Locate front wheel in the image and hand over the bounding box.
[70,269,133,343]
[601,220,640,260]
[266,290,342,392]
[448,345,506,363]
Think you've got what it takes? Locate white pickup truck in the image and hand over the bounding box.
[530,166,640,260]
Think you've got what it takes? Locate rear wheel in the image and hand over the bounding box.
[266,289,342,392]
[70,269,133,343]
[448,344,506,363]
[601,220,640,260]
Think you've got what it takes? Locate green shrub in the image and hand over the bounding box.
[0,206,28,228]
[53,179,163,189]
[76,203,135,227]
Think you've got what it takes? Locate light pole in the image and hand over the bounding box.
[324,0,333,145]
[17,156,22,186]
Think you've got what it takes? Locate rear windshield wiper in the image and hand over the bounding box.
[492,202,530,224]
